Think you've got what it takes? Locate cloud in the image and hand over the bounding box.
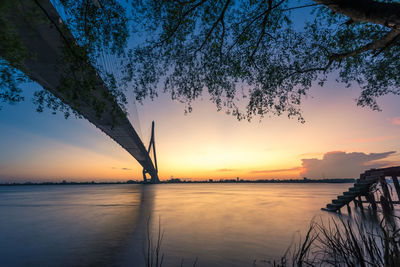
[112,167,132,171]
[389,117,400,125]
[216,168,235,172]
[299,152,323,157]
[250,167,302,174]
[301,151,396,179]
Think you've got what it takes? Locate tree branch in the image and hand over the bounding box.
[314,0,400,30]
[330,29,400,61]
[84,0,90,36]
[281,3,319,12]
[219,18,225,63]
[281,29,400,83]
[277,28,400,88]
[227,11,266,53]
[282,59,334,82]
[250,0,285,59]
[197,0,231,52]
[157,0,208,45]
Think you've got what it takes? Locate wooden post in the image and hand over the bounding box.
[380,195,392,217]
[380,176,394,210]
[366,192,377,211]
[392,176,400,202]
[354,198,361,209]
[357,195,363,209]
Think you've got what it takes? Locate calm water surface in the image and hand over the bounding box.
[0,183,358,266]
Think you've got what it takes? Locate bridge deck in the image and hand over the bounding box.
[1,0,158,182]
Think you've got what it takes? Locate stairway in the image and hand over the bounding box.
[321,178,378,212]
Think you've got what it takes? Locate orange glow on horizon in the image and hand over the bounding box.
[1,83,400,182]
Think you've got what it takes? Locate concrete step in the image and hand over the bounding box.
[321,206,338,212]
[356,179,378,185]
[349,187,364,193]
[322,178,379,212]
[326,203,343,210]
[332,199,350,205]
[354,183,371,188]
[338,195,354,201]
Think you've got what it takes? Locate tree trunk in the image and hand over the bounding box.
[314,0,400,31]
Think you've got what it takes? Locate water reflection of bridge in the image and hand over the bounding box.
[1,0,159,183]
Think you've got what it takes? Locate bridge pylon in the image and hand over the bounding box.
[142,121,160,183]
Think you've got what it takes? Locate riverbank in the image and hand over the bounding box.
[0,178,355,186]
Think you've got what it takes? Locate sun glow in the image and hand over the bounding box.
[1,83,400,182]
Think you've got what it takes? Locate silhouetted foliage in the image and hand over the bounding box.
[0,0,129,119]
[130,0,400,121]
[1,0,400,121]
[273,215,400,267]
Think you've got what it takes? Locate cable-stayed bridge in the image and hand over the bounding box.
[1,0,159,183]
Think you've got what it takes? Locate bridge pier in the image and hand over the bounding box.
[142,170,159,184]
[142,121,159,184]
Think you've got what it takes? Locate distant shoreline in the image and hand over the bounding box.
[0,178,355,186]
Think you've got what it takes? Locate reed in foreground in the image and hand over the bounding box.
[273,214,400,267]
[142,213,400,266]
[143,217,198,267]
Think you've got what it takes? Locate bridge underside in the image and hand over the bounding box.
[1,0,159,183]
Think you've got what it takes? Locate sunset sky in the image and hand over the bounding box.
[0,75,399,182]
[1,2,400,183]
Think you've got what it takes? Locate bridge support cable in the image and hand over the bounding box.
[49,0,144,141]
[1,0,159,183]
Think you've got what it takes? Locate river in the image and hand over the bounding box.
[0,183,362,266]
